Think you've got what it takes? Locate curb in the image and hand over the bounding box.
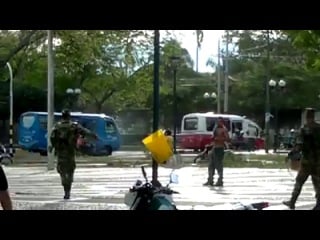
[10,158,197,165]
[9,151,286,166]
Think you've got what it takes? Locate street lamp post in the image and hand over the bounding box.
[170,56,181,154]
[203,92,217,111]
[264,30,271,154]
[269,79,286,153]
[47,30,55,171]
[6,62,14,157]
[66,88,82,111]
[152,30,161,187]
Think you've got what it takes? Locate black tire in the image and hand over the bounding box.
[106,146,112,156]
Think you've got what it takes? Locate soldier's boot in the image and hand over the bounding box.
[215,178,223,187]
[282,200,295,210]
[63,185,71,200]
[215,166,223,187]
[282,193,298,210]
[203,177,214,186]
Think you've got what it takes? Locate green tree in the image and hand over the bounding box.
[207,30,318,120]
[0,30,159,117]
[155,38,216,127]
[282,30,320,69]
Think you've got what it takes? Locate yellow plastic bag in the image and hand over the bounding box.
[142,130,173,164]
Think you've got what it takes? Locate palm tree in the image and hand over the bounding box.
[195,30,204,72]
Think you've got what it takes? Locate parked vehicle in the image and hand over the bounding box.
[124,166,270,210]
[177,112,263,151]
[18,111,121,156]
[124,166,179,210]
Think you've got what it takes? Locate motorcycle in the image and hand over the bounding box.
[124,166,270,211]
[0,144,13,166]
[124,166,179,210]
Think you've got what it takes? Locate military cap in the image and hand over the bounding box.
[61,109,71,118]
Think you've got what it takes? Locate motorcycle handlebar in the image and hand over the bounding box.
[130,183,179,194]
[152,188,179,195]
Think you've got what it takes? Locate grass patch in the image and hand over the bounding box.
[196,159,286,169]
[12,148,289,169]
[119,145,145,151]
[224,158,286,168]
[196,152,287,169]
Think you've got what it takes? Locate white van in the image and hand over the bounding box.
[177,112,262,151]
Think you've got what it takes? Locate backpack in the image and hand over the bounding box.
[52,121,78,150]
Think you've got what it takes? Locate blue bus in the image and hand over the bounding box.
[18,111,121,156]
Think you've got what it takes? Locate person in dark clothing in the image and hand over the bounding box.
[283,108,320,210]
[0,165,12,210]
[203,117,230,187]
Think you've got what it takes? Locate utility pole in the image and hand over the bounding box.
[264,30,271,154]
[196,31,199,72]
[223,30,230,113]
[47,30,55,170]
[152,30,161,187]
[217,39,221,114]
[6,62,14,157]
[196,43,199,73]
[170,57,180,154]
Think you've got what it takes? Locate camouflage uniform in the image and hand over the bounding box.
[283,108,320,210]
[50,110,96,199]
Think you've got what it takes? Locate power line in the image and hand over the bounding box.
[208,54,304,60]
[240,44,268,52]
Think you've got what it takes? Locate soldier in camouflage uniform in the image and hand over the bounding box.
[283,108,320,210]
[49,109,97,199]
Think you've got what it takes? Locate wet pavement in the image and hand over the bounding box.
[14,149,288,163]
[112,149,289,158]
[2,165,317,210]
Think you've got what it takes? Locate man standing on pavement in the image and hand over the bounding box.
[283,108,320,210]
[0,165,13,210]
[49,109,97,200]
[203,117,230,187]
